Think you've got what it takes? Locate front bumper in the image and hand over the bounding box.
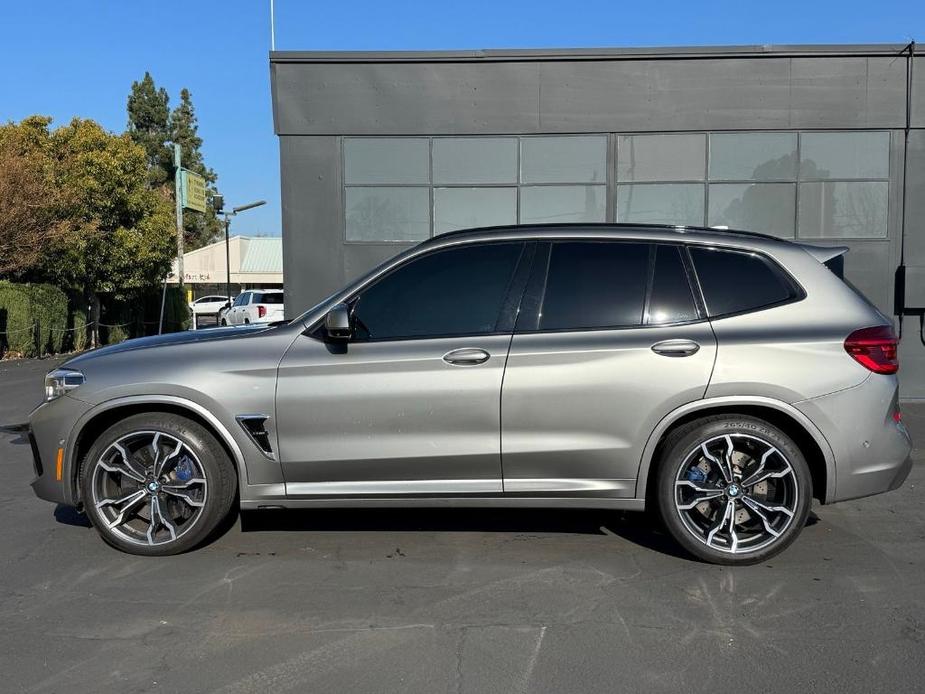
[23,395,94,508]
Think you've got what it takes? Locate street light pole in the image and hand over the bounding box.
[219,200,267,310]
[224,213,232,306]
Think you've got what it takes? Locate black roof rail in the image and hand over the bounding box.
[420,222,785,245]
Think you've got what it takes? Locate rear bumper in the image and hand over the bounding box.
[795,375,913,503]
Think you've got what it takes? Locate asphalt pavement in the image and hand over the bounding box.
[0,356,923,693]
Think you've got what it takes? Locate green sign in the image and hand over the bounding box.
[181,170,207,213]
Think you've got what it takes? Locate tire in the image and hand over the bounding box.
[80,412,237,556]
[656,415,811,565]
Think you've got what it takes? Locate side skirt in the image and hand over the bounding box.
[240,496,646,511]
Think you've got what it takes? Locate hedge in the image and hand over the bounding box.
[0,282,190,359]
[0,281,75,358]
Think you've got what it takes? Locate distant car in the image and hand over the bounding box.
[221,289,284,326]
[189,295,230,316]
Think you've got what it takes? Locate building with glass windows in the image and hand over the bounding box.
[270,44,925,395]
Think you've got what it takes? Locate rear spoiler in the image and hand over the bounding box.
[798,243,849,277]
[798,244,849,264]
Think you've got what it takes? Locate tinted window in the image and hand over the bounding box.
[258,293,284,304]
[539,242,649,331]
[689,247,796,316]
[352,243,523,340]
[648,246,698,324]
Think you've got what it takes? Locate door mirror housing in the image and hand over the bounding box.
[324,303,353,339]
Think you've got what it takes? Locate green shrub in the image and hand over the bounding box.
[63,307,89,353]
[31,283,68,355]
[0,281,35,357]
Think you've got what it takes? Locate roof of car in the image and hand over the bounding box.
[419,223,790,249]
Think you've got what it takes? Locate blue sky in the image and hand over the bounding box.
[1,0,921,237]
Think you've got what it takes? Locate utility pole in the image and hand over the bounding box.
[174,144,185,291]
[160,144,184,335]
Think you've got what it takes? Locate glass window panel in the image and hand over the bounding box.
[690,247,796,317]
[353,243,523,340]
[708,183,796,238]
[539,242,649,330]
[434,187,517,235]
[616,184,705,227]
[797,181,889,238]
[709,133,797,181]
[799,132,890,180]
[521,136,607,183]
[344,138,429,184]
[345,187,430,241]
[617,134,705,182]
[433,138,517,184]
[647,245,698,324]
[520,185,606,224]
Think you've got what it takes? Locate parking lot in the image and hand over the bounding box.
[1,356,923,693]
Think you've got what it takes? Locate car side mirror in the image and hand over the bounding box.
[324,303,353,339]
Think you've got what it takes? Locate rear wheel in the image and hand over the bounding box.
[656,415,811,565]
[80,413,237,556]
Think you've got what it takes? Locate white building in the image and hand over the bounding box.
[169,236,283,298]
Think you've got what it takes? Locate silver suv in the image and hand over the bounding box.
[20,224,912,564]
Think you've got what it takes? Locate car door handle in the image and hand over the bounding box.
[443,348,491,366]
[651,339,700,357]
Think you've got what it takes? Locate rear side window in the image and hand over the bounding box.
[353,242,523,340]
[689,247,797,317]
[539,242,649,330]
[647,245,698,324]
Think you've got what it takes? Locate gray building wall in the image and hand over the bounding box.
[271,44,925,396]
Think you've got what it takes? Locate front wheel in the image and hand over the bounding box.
[656,415,812,565]
[80,413,237,556]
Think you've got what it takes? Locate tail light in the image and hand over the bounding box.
[258,305,267,319]
[844,325,898,374]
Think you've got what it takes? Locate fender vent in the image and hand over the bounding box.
[236,415,273,456]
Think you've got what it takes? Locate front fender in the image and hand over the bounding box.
[63,394,282,507]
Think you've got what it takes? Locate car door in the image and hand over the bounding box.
[500,241,717,498]
[231,292,249,325]
[275,241,532,496]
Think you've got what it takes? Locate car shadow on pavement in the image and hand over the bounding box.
[239,507,693,559]
[54,504,92,527]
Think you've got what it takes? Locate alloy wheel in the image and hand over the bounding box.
[89,431,209,547]
[673,433,799,554]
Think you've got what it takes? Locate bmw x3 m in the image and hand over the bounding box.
[17,224,912,564]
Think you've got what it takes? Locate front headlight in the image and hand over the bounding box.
[44,369,85,402]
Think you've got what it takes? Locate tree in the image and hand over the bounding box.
[0,117,70,276]
[126,72,172,186]
[169,88,222,249]
[0,117,177,345]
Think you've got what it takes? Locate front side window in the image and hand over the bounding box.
[689,246,798,317]
[351,243,524,340]
[539,242,650,331]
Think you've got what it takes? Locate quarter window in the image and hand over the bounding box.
[689,247,797,317]
[539,242,650,331]
[352,243,524,340]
